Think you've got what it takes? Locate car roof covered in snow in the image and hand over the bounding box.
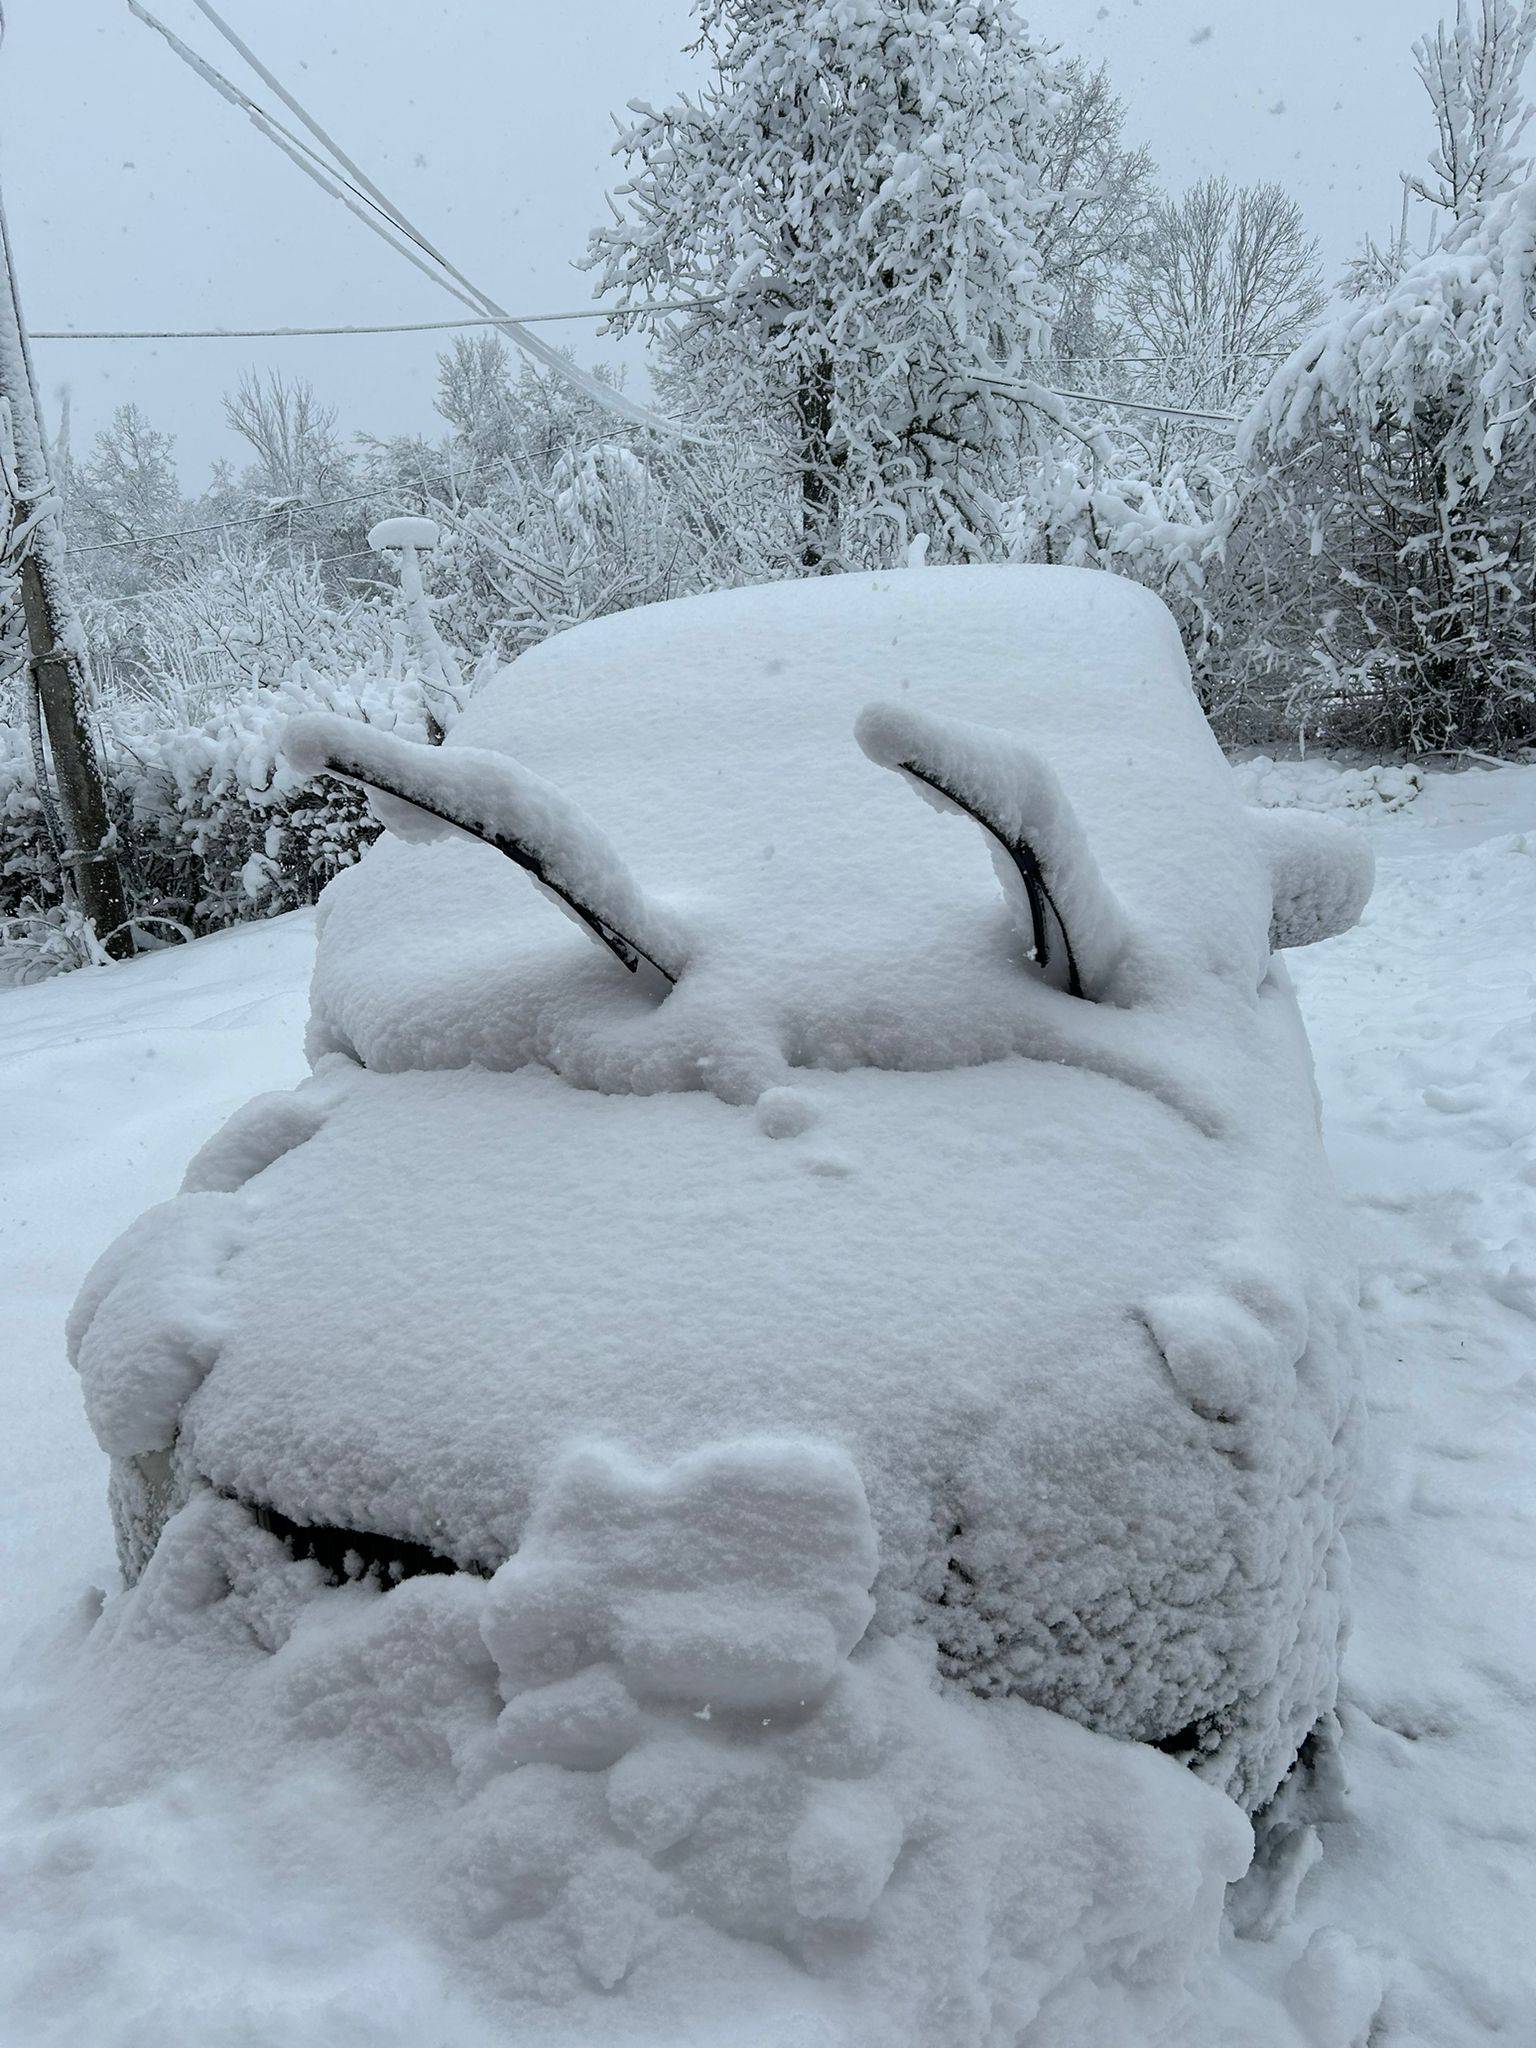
[302,565,1278,1096]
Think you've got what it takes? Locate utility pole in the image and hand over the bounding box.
[0,168,131,958]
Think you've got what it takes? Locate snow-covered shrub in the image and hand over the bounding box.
[1018,455,1233,670]
[1237,179,1536,751]
[0,516,457,977]
[83,535,396,716]
[0,715,71,983]
[422,419,785,664]
[113,661,430,933]
[1234,5,1536,753]
[0,660,430,967]
[427,458,689,662]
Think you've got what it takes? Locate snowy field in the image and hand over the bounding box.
[1,756,1533,2044]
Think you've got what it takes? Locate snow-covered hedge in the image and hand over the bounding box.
[0,663,429,979]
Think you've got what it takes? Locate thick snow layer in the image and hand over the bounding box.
[70,570,1366,1814]
[0,1450,1258,2047]
[4,758,1533,2042]
[92,1023,1359,1811]
[1249,809,1375,952]
[368,514,442,552]
[1234,756,1425,816]
[302,568,1284,1092]
[1239,779,1536,2041]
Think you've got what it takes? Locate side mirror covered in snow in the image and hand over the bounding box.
[1250,807,1375,951]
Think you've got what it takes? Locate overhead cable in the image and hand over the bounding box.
[67,457,497,557]
[34,301,719,342]
[127,0,709,443]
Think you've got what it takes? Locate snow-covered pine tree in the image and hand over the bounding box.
[586,0,1070,570]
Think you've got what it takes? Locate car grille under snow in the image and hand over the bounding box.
[233,1491,489,1587]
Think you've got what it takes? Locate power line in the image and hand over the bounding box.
[30,317,1283,367]
[29,308,1259,430]
[961,370,1239,432]
[67,458,498,557]
[129,0,709,444]
[1052,349,1289,366]
[1050,385,1238,429]
[33,301,719,343]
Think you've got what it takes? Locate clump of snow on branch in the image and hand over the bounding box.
[1405,0,1536,223]
[1243,174,1536,499]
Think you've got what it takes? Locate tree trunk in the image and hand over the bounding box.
[796,355,835,572]
[18,557,132,956]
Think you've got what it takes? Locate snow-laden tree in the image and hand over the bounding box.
[1237,0,1536,752]
[1112,179,1325,417]
[586,0,1072,569]
[76,402,183,545]
[1408,0,1536,225]
[223,370,350,510]
[1036,58,1156,366]
[68,403,187,610]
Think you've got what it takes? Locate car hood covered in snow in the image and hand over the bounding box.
[71,566,1368,1819]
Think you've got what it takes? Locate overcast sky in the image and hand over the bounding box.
[5,0,1458,488]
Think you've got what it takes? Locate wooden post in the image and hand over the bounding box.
[1,172,132,958]
[17,557,131,953]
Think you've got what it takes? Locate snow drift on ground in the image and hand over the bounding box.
[0,1442,1257,2048]
[2,754,1532,2043]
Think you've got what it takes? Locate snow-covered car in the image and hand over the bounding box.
[67,565,1373,2026]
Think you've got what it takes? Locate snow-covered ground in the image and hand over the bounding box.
[1234,755,1536,2042]
[1,759,1532,2045]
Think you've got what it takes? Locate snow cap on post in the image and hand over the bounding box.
[283,713,683,993]
[368,515,441,553]
[855,702,1130,1000]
